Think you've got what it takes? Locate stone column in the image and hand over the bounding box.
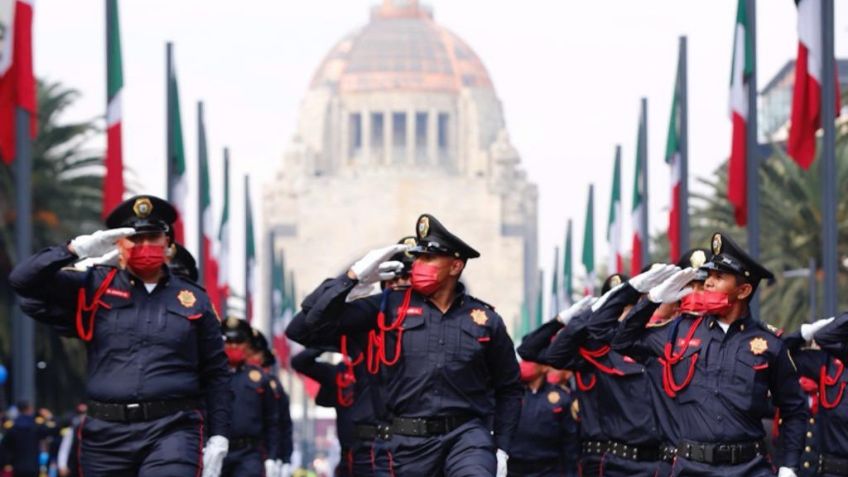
[339,108,349,167]
[362,108,371,166]
[406,108,415,164]
[428,108,438,166]
[384,110,393,165]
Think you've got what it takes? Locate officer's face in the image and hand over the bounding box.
[117,232,169,263]
[704,270,752,303]
[414,254,464,279]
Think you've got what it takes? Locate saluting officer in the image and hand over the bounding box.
[218,318,281,477]
[613,233,808,477]
[9,195,232,477]
[301,214,522,477]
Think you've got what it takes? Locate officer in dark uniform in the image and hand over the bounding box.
[613,233,808,477]
[0,402,50,477]
[9,195,232,477]
[508,360,578,477]
[220,318,281,477]
[247,329,294,475]
[299,214,522,477]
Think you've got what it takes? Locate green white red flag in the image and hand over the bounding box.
[0,0,36,164]
[102,0,124,218]
[167,52,187,242]
[727,0,753,226]
[607,149,623,274]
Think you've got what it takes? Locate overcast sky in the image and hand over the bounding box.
[33,0,848,312]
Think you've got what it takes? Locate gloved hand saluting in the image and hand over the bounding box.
[648,268,699,304]
[73,249,120,271]
[349,244,410,285]
[629,264,680,293]
[69,228,135,259]
[800,316,835,342]
[556,295,597,325]
[201,435,228,477]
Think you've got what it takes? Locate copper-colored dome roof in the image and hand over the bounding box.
[310,1,493,94]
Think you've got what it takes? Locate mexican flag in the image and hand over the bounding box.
[562,219,573,306]
[727,0,753,227]
[244,175,255,323]
[271,251,291,368]
[102,0,124,218]
[167,50,187,242]
[550,247,560,317]
[607,150,623,274]
[215,150,230,314]
[632,119,647,275]
[535,270,544,327]
[666,57,683,262]
[0,0,36,165]
[198,104,219,310]
[582,185,595,296]
[787,0,841,169]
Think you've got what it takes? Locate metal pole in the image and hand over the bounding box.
[745,0,761,317]
[166,42,174,200]
[678,36,690,253]
[13,107,35,404]
[268,230,276,338]
[809,257,818,322]
[820,0,838,317]
[244,175,250,321]
[639,98,649,265]
[196,101,204,284]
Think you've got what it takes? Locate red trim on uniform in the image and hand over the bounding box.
[753,363,769,371]
[194,410,204,477]
[76,415,86,477]
[578,346,624,376]
[659,316,704,397]
[552,406,563,414]
[388,450,396,477]
[477,337,490,343]
[820,359,846,410]
[398,306,422,316]
[575,371,596,391]
[104,288,130,299]
[75,269,119,341]
[370,444,376,473]
[187,313,203,320]
[346,448,354,476]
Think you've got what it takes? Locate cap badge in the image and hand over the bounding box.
[177,290,197,308]
[749,337,768,355]
[133,197,153,218]
[691,250,707,268]
[547,391,561,404]
[417,216,430,238]
[403,237,417,257]
[226,316,240,328]
[249,369,262,383]
[712,234,722,254]
[470,309,488,326]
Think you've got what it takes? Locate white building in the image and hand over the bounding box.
[262,0,538,332]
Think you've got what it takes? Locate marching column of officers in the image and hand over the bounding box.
[5,193,848,477]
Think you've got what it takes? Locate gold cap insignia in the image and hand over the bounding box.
[610,275,622,287]
[691,250,707,269]
[471,309,488,326]
[712,234,722,254]
[249,369,262,383]
[417,216,430,238]
[749,337,768,355]
[133,197,153,218]
[226,316,239,328]
[547,390,561,405]
[177,290,197,308]
[403,237,417,257]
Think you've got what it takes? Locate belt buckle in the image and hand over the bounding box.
[412,418,427,435]
[125,403,143,421]
[715,444,731,463]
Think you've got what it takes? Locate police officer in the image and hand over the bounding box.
[247,329,294,477]
[508,360,578,477]
[220,318,281,477]
[0,401,51,477]
[300,214,522,477]
[613,233,807,477]
[9,195,232,477]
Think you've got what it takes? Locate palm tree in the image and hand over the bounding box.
[1,80,107,412]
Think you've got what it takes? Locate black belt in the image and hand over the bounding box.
[508,458,560,473]
[581,440,662,462]
[821,453,848,476]
[676,439,764,466]
[229,436,260,450]
[354,424,378,440]
[87,398,201,422]
[389,415,474,437]
[660,443,677,463]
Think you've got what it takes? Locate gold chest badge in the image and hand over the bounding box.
[177,290,197,308]
[470,309,488,326]
[249,369,263,383]
[749,337,768,355]
[547,391,561,405]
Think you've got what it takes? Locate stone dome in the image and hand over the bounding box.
[310,0,493,94]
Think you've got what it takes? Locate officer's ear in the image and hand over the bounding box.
[165,243,176,259]
[449,258,465,277]
[736,282,753,301]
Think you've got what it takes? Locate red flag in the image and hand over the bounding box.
[0,0,36,165]
[727,0,752,226]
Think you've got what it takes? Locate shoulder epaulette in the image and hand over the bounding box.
[3,420,12,429]
[759,321,783,337]
[467,295,495,311]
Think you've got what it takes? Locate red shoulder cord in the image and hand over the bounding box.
[575,372,596,391]
[657,315,704,398]
[819,358,846,410]
[364,287,414,375]
[336,334,364,408]
[74,269,119,342]
[574,345,624,391]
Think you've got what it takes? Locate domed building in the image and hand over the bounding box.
[262,0,538,330]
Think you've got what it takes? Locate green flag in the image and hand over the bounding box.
[562,220,573,305]
[582,185,595,295]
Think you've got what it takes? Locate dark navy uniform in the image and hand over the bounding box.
[0,414,51,477]
[248,328,295,467]
[301,215,522,477]
[508,381,578,477]
[8,195,232,477]
[613,234,808,476]
[811,313,848,363]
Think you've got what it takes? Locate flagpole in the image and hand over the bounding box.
[244,175,250,322]
[166,42,174,200]
[678,36,690,254]
[268,229,276,337]
[820,0,837,317]
[196,101,204,284]
[639,98,649,265]
[745,0,761,316]
[13,106,35,403]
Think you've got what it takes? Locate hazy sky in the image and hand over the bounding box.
[32,0,848,312]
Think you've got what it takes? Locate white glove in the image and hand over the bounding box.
[777,467,798,477]
[346,282,381,302]
[264,459,279,477]
[201,435,228,477]
[629,264,680,293]
[556,296,597,325]
[73,249,120,271]
[69,227,135,258]
[279,461,292,477]
[349,244,409,285]
[496,449,508,477]
[801,316,835,341]
[648,268,699,304]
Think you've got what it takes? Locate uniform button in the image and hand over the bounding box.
[807,431,813,438]
[804,462,811,469]
[805,446,812,452]
[809,417,815,425]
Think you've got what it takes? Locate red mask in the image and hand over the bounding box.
[225,347,246,366]
[546,370,561,385]
[127,244,166,275]
[519,361,540,383]
[411,261,443,296]
[679,291,732,315]
[246,355,263,367]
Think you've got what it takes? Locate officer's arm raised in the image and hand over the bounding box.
[9,245,89,307]
[302,273,381,334]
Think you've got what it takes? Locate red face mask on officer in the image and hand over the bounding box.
[118,233,169,278]
[224,343,247,367]
[410,255,463,296]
